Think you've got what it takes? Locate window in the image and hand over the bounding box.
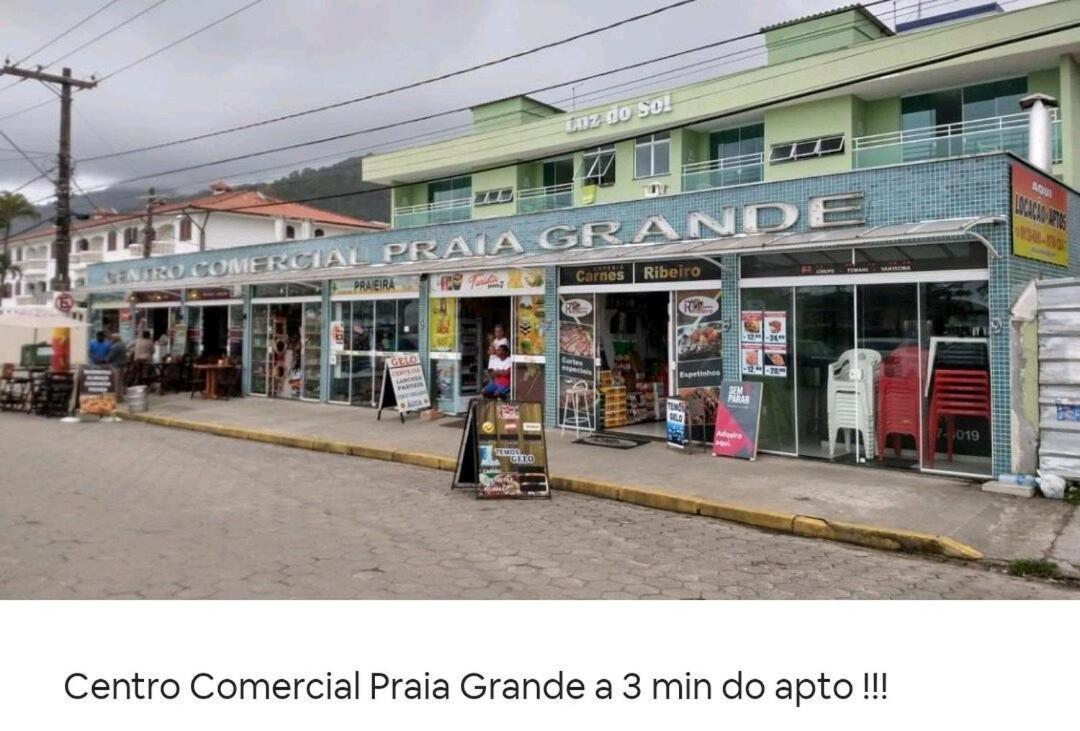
[542,157,574,188]
[473,188,514,206]
[428,176,472,205]
[710,124,764,160]
[901,77,1028,131]
[107,231,117,251]
[581,145,616,186]
[769,135,845,163]
[634,132,670,178]
[179,218,192,242]
[123,227,138,246]
[314,228,325,237]
[77,238,89,252]
[285,225,296,239]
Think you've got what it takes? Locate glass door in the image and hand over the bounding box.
[329,300,378,407]
[301,302,323,400]
[250,304,270,396]
[795,286,855,460]
[740,287,796,454]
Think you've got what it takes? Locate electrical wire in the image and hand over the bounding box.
[43,0,170,69]
[7,0,123,67]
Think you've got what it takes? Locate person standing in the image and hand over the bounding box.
[88,331,111,365]
[132,331,155,364]
[105,333,128,401]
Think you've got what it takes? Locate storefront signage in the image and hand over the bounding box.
[560,297,593,318]
[560,259,723,288]
[675,290,724,390]
[666,398,688,449]
[1012,162,1068,267]
[564,94,672,134]
[76,365,118,417]
[558,293,597,431]
[330,321,345,352]
[376,353,430,421]
[677,295,719,318]
[330,275,420,297]
[454,400,550,499]
[431,268,545,296]
[186,286,238,301]
[712,381,763,461]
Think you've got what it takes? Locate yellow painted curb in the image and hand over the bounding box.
[123,411,983,561]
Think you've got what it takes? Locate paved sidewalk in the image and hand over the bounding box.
[127,395,1079,572]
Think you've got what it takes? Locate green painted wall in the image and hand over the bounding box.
[681,129,710,165]
[471,166,518,220]
[1060,53,1080,185]
[862,96,900,136]
[1029,66,1061,97]
[764,95,858,181]
[571,130,686,208]
[764,8,890,66]
[472,96,561,133]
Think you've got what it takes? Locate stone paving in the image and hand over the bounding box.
[0,415,1075,599]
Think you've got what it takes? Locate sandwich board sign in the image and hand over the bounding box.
[711,380,763,460]
[75,365,119,418]
[666,397,688,449]
[453,399,550,499]
[376,353,431,422]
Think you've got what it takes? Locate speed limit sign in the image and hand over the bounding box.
[54,292,74,313]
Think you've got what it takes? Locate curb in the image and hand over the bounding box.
[123,411,983,561]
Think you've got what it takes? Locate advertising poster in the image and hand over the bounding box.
[1012,161,1068,267]
[712,381,764,461]
[763,344,788,378]
[675,290,724,390]
[741,344,763,376]
[515,295,546,357]
[428,297,457,352]
[329,320,345,352]
[666,398,688,449]
[77,365,118,417]
[740,311,763,343]
[558,294,596,431]
[454,400,550,499]
[763,311,787,345]
[432,268,545,296]
[376,353,430,420]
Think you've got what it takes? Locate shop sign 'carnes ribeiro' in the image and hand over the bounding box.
[102,193,864,286]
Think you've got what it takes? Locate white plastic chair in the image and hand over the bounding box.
[827,348,881,460]
[560,380,594,438]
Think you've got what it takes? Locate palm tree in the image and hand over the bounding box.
[0,190,40,257]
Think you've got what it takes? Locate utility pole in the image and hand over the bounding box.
[141,186,160,259]
[0,64,96,293]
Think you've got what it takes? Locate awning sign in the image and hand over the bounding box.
[1012,162,1068,267]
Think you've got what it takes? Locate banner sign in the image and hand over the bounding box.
[675,290,724,390]
[376,353,430,421]
[431,269,545,297]
[712,381,763,460]
[560,259,722,288]
[76,365,118,416]
[1012,161,1068,267]
[330,275,420,298]
[666,398,688,449]
[558,294,596,431]
[428,298,457,353]
[453,400,550,499]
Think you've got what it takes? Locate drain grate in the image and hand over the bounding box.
[573,433,650,450]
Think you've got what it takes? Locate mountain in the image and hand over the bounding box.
[10,155,391,236]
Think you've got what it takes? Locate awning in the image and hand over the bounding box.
[75,216,1003,296]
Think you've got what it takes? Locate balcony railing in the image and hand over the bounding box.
[72,251,104,265]
[682,152,764,192]
[517,183,573,213]
[853,111,1062,169]
[18,259,48,274]
[393,198,472,228]
[14,293,49,306]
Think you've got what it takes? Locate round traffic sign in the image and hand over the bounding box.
[54,292,74,313]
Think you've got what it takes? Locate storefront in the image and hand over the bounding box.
[81,154,1079,480]
[185,286,243,360]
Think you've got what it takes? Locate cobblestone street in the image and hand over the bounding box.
[1,416,1075,599]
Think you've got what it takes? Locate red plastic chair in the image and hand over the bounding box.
[876,374,921,460]
[926,369,990,468]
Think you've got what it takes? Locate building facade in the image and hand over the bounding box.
[81,2,1080,481]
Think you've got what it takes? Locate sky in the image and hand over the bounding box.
[0,0,1052,206]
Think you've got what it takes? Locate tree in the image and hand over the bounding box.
[0,250,20,300]
[0,190,40,257]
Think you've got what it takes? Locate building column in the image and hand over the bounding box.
[273,217,286,241]
[543,266,558,429]
[319,282,331,402]
[721,253,741,383]
[241,286,253,396]
[1059,53,1080,187]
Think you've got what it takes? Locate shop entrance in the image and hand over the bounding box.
[250,301,322,400]
[459,296,513,400]
[741,270,991,477]
[595,291,670,438]
[199,306,229,357]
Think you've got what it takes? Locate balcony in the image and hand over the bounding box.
[393,198,472,228]
[18,258,48,275]
[14,293,49,306]
[517,183,573,214]
[71,251,104,265]
[853,111,1062,169]
[681,153,764,192]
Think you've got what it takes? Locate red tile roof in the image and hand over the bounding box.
[8,188,386,243]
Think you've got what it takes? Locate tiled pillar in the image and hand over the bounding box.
[319,283,331,402]
[721,253,741,382]
[241,286,252,396]
[543,266,559,429]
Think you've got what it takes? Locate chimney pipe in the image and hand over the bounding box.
[1019,93,1058,173]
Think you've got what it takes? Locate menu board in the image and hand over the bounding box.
[742,310,789,378]
[453,400,550,499]
[666,398,688,449]
[77,365,118,416]
[712,381,763,461]
[376,353,430,421]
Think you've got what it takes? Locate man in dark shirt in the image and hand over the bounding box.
[105,334,127,401]
[88,331,111,364]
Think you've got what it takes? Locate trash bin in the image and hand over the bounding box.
[127,385,148,413]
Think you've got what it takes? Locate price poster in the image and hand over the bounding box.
[763,345,788,378]
[740,311,763,343]
[763,311,787,345]
[741,344,763,376]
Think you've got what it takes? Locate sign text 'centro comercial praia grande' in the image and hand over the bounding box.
[101,193,865,286]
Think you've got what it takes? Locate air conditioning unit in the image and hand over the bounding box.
[643,182,668,198]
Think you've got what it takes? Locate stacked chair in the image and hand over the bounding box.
[876,345,925,462]
[926,369,990,468]
[827,348,881,461]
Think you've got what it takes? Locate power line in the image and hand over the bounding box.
[80,0,710,162]
[99,0,267,82]
[161,12,1075,220]
[44,0,170,69]
[6,0,123,67]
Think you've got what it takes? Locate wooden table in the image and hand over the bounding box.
[192,363,233,400]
